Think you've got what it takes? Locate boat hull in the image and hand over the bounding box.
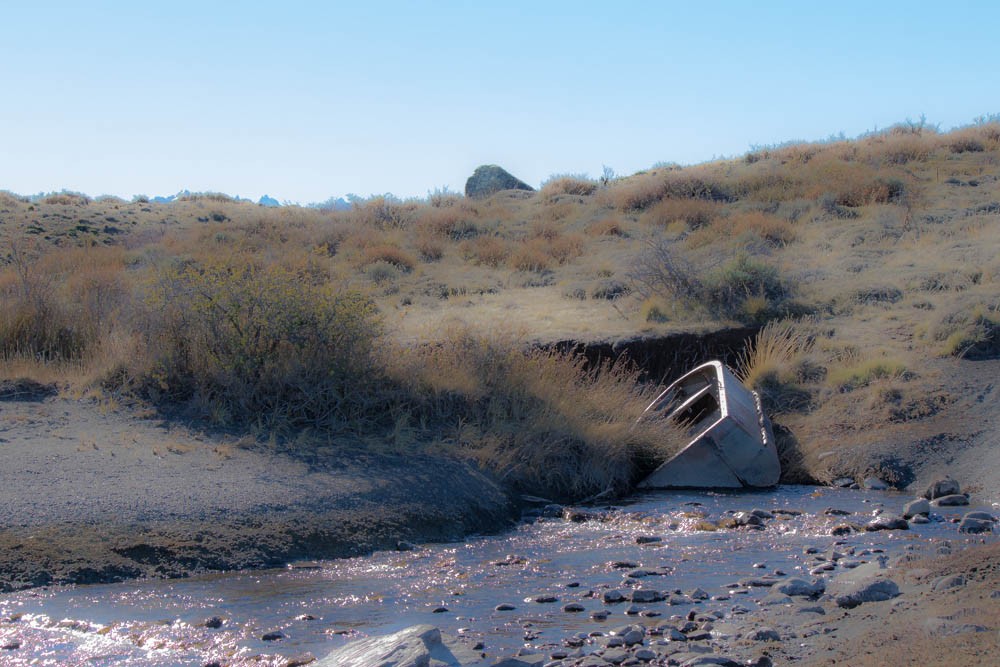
[638,361,779,489]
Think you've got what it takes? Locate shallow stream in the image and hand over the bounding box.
[1,486,996,666]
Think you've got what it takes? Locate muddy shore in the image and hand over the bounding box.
[2,386,999,666]
[1,355,998,593]
[0,391,516,592]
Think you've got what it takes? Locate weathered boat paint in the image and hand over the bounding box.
[638,360,780,489]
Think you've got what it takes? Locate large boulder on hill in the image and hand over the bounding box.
[465,164,534,199]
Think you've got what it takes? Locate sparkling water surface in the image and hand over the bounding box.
[1,486,995,666]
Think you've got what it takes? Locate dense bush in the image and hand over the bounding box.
[139,258,384,429]
[704,252,787,321]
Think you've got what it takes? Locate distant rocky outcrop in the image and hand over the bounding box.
[258,195,280,207]
[465,165,534,199]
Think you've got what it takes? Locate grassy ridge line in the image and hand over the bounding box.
[2,120,1000,495]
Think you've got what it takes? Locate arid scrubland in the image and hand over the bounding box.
[2,121,999,499]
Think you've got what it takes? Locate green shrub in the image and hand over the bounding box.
[365,260,401,285]
[138,258,384,429]
[934,303,1000,358]
[704,253,786,320]
[827,358,908,392]
[640,298,670,323]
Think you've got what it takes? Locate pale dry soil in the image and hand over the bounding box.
[787,541,1000,667]
[0,388,514,592]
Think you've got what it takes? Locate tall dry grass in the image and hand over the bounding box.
[383,327,685,499]
[0,238,130,368]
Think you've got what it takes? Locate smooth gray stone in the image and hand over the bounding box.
[775,577,825,598]
[903,498,930,518]
[959,517,994,533]
[834,578,900,608]
[315,624,485,667]
[931,494,970,507]
[924,477,961,500]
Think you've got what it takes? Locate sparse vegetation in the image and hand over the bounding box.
[3,119,1000,495]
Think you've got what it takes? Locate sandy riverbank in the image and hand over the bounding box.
[2,354,998,595]
[0,389,516,592]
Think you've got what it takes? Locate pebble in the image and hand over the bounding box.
[610,561,638,570]
[797,605,825,614]
[932,494,970,507]
[261,631,284,641]
[830,523,857,536]
[630,589,663,603]
[924,477,961,500]
[835,578,901,608]
[622,628,645,645]
[203,616,224,629]
[562,602,585,612]
[863,477,889,490]
[687,587,709,600]
[933,574,966,591]
[958,516,994,533]
[634,647,657,662]
[495,603,517,611]
[903,498,930,518]
[602,590,626,604]
[865,515,909,531]
[749,627,781,641]
[775,577,825,598]
[602,648,628,664]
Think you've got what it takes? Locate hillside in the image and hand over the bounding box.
[2,121,999,500]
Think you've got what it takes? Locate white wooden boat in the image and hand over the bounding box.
[638,360,780,489]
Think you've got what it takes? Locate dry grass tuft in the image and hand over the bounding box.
[540,175,598,199]
[586,217,628,237]
[383,327,685,499]
[736,319,815,391]
[360,244,418,272]
[826,356,908,392]
[462,236,510,267]
[643,198,722,229]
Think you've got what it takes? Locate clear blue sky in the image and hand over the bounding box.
[3,1,998,203]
